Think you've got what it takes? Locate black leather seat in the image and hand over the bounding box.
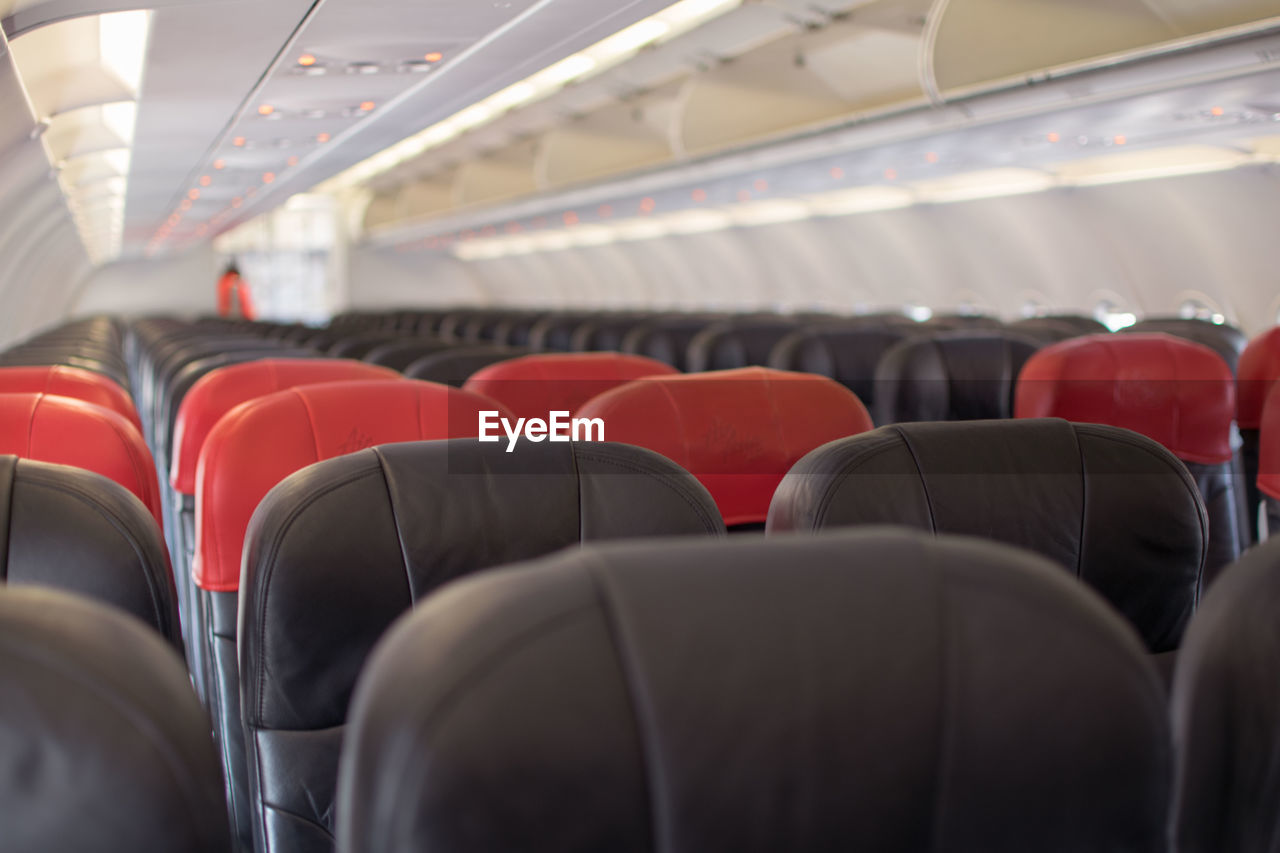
[769,325,912,421]
[0,586,229,852]
[685,316,803,372]
[768,419,1206,657]
[239,439,724,852]
[528,313,599,351]
[568,314,652,352]
[0,455,181,647]
[326,334,407,360]
[1172,535,1280,853]
[872,331,1041,424]
[1009,315,1109,342]
[1122,317,1248,376]
[620,314,724,371]
[403,345,531,386]
[361,339,455,371]
[336,528,1171,853]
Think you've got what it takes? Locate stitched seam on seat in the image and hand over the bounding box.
[293,389,325,462]
[569,443,585,541]
[0,459,13,582]
[574,447,722,534]
[895,426,938,534]
[812,441,908,529]
[373,447,417,602]
[583,556,665,852]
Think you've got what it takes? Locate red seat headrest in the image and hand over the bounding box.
[1236,327,1280,430]
[574,367,873,526]
[0,365,140,431]
[171,358,401,494]
[1254,384,1280,500]
[464,352,678,421]
[1015,333,1235,464]
[193,380,510,592]
[0,392,161,528]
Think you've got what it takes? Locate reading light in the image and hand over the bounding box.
[298,54,317,67]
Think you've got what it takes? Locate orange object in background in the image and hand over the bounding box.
[216,264,257,320]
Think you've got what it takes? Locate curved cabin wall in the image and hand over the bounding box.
[345,162,1280,333]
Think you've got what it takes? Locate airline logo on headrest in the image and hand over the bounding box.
[479,411,605,453]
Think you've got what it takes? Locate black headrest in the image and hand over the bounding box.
[239,439,723,843]
[362,339,455,371]
[326,334,406,359]
[621,315,724,371]
[0,586,228,851]
[403,346,532,386]
[1121,318,1247,375]
[1010,316,1109,342]
[873,331,1041,423]
[0,456,181,647]
[528,314,599,351]
[768,418,1207,651]
[769,326,912,415]
[337,529,1170,853]
[1172,535,1280,852]
[686,318,803,372]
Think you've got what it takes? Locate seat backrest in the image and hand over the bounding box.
[685,317,802,372]
[873,331,1041,424]
[575,367,873,526]
[240,438,723,851]
[1123,317,1248,376]
[336,529,1170,853]
[1172,535,1280,853]
[0,365,139,430]
[194,379,508,594]
[361,339,454,371]
[1009,315,1109,343]
[0,455,180,646]
[768,418,1206,652]
[620,314,723,371]
[463,352,678,421]
[1236,326,1280,431]
[404,346,532,386]
[768,326,912,418]
[0,586,229,852]
[0,392,162,529]
[1017,333,1240,579]
[171,358,401,495]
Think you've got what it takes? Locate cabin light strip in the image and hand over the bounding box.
[321,0,743,192]
[448,146,1276,261]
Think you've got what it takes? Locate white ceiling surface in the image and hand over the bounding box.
[0,25,90,348]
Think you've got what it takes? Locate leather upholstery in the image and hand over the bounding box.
[767,419,1207,653]
[1172,535,1280,853]
[336,529,1170,853]
[0,586,229,852]
[685,317,802,372]
[575,366,874,526]
[1236,327,1280,541]
[620,314,723,371]
[768,326,912,419]
[1009,315,1109,342]
[361,339,454,371]
[463,352,678,420]
[872,331,1041,424]
[0,455,180,646]
[0,365,140,430]
[1254,383,1280,534]
[1017,333,1241,581]
[171,358,400,495]
[0,392,162,530]
[195,380,509,852]
[240,439,724,852]
[1123,317,1247,377]
[403,346,531,386]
